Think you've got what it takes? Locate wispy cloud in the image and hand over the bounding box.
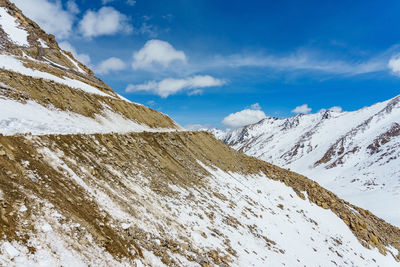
[204,48,391,76]
[102,0,136,6]
[129,43,400,83]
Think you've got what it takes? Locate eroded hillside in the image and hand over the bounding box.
[0,132,399,266]
[0,0,179,135]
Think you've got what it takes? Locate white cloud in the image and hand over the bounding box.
[222,104,267,128]
[95,57,126,74]
[329,106,343,113]
[11,0,75,39]
[250,103,261,110]
[388,54,400,76]
[66,0,80,14]
[125,75,225,98]
[132,40,187,70]
[59,41,91,65]
[79,7,132,38]
[292,104,312,114]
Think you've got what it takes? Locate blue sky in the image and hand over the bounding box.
[12,0,400,128]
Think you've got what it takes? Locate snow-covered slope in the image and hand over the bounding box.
[0,1,399,265]
[0,132,399,266]
[213,95,400,226]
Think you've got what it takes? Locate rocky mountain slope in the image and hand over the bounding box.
[212,95,400,227]
[0,0,179,135]
[0,1,400,265]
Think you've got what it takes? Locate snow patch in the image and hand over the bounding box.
[2,242,20,259]
[19,205,27,212]
[38,39,48,48]
[0,7,29,46]
[0,98,176,135]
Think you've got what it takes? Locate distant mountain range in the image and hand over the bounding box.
[210,95,400,226]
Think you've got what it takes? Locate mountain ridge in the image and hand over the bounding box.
[1,1,400,265]
[210,94,400,226]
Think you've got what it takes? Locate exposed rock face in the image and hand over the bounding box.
[213,96,400,226]
[0,0,400,265]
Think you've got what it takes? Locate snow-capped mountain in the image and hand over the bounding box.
[213,95,400,226]
[0,1,399,265]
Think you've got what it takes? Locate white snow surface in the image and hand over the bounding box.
[0,7,29,46]
[38,39,48,48]
[0,98,175,135]
[0,202,134,267]
[61,51,86,74]
[0,54,112,97]
[212,95,400,226]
